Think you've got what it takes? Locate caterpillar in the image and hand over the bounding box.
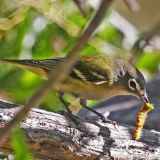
[134,103,154,140]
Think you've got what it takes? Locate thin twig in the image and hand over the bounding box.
[73,0,87,16]
[124,0,140,12]
[0,0,114,146]
[129,19,160,63]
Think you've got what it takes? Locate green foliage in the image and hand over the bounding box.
[99,23,123,48]
[0,9,32,58]
[137,52,160,74]
[12,128,33,160]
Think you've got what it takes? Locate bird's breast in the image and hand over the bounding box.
[54,78,128,100]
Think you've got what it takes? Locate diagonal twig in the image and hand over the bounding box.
[129,19,160,63]
[73,0,87,16]
[124,0,140,12]
[0,0,114,146]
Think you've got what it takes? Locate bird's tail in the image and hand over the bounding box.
[0,59,48,78]
[0,59,40,66]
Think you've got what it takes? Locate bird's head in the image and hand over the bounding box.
[113,59,148,103]
[120,65,149,103]
[127,69,148,103]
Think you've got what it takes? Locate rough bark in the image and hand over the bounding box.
[0,100,160,160]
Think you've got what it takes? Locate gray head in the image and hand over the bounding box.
[127,68,148,103]
[114,60,149,103]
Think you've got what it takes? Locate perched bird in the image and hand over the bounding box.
[0,55,148,122]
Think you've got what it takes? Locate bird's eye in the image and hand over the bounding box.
[128,79,137,91]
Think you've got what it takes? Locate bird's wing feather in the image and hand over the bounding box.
[71,57,127,85]
[71,61,109,84]
[38,57,110,84]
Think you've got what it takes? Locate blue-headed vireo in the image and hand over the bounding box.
[0,55,149,122]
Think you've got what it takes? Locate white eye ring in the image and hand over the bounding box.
[128,78,140,91]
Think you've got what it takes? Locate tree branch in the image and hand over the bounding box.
[0,100,160,160]
[0,0,114,146]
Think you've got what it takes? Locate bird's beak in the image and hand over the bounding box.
[139,90,149,103]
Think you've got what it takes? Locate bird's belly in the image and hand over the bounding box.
[54,79,115,100]
[56,86,106,100]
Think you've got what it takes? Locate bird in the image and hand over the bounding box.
[0,55,149,122]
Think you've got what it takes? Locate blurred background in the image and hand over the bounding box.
[0,0,160,131]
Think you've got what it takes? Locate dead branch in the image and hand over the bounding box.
[0,100,160,160]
